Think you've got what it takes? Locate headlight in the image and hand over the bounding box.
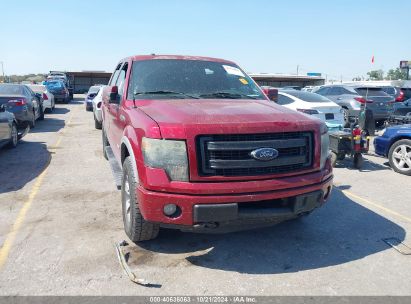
[320,124,330,169]
[142,138,189,181]
[380,128,386,136]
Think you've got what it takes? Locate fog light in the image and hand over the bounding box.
[163,204,177,216]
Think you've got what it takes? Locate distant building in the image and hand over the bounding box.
[249,73,325,88]
[66,71,112,93]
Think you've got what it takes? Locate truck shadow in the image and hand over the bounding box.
[51,107,70,115]
[334,156,390,172]
[137,190,405,274]
[29,117,65,133]
[0,141,51,194]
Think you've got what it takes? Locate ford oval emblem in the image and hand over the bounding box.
[250,148,279,161]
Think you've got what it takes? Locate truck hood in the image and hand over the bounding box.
[136,99,322,138]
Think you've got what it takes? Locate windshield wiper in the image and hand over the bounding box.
[133,90,199,99]
[199,92,258,99]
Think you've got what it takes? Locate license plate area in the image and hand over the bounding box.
[325,113,334,120]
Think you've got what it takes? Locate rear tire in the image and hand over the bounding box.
[6,123,18,149]
[94,117,102,130]
[388,139,411,176]
[39,106,45,120]
[122,157,160,243]
[102,127,109,160]
[29,112,35,128]
[330,152,337,167]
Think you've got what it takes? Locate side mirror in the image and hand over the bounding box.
[109,86,119,104]
[262,88,278,103]
[0,104,5,112]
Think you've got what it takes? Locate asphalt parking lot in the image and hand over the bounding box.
[0,95,410,296]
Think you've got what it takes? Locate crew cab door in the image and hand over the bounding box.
[110,62,130,160]
[0,106,9,142]
[103,63,121,146]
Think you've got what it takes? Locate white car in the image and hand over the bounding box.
[26,84,55,112]
[92,85,105,129]
[277,90,344,131]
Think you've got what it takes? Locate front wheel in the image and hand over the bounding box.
[122,157,160,243]
[388,139,411,176]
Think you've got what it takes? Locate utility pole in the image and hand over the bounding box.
[0,61,4,82]
[296,65,299,76]
[340,75,343,83]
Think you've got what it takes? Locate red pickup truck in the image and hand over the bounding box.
[101,55,333,242]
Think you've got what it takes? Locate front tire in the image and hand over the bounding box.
[388,139,411,176]
[122,157,159,243]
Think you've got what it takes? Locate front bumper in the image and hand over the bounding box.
[137,174,333,230]
[94,108,102,122]
[373,136,389,156]
[53,94,68,101]
[85,100,93,111]
[43,99,52,109]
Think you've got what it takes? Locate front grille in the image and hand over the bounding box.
[197,132,313,177]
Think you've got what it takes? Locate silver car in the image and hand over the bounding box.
[315,85,394,126]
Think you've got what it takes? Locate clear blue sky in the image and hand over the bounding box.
[1,0,409,80]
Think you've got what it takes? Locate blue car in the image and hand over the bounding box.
[374,124,411,175]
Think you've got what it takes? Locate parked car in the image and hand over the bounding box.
[85,85,102,111]
[101,55,333,243]
[26,84,55,113]
[392,99,411,116]
[301,86,314,92]
[380,86,405,102]
[374,124,411,175]
[277,90,344,132]
[0,84,44,128]
[48,71,73,99]
[315,85,394,126]
[0,105,19,149]
[282,86,301,90]
[45,81,70,103]
[92,86,105,129]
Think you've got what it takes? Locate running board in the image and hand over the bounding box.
[105,146,122,190]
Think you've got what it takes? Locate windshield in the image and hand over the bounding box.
[355,88,390,97]
[282,90,331,102]
[381,87,396,95]
[0,84,25,95]
[127,59,266,100]
[88,86,100,94]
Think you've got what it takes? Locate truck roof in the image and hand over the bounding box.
[120,54,236,65]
